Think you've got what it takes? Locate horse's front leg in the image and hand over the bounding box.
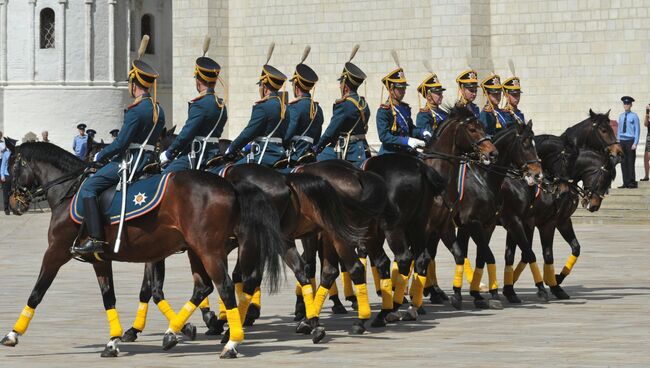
[92,261,123,358]
[1,244,72,348]
[556,218,580,286]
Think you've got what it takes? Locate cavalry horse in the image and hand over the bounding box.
[0,142,285,359]
[359,105,498,324]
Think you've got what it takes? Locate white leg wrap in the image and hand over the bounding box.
[225,340,239,351]
[106,338,120,353]
[7,331,18,342]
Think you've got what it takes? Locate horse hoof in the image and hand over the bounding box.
[385,312,401,323]
[181,323,197,341]
[551,286,570,300]
[474,299,489,309]
[488,299,503,310]
[417,306,427,315]
[162,332,178,351]
[331,304,348,314]
[504,293,522,304]
[537,289,550,302]
[295,320,312,335]
[433,286,449,301]
[219,346,238,359]
[370,314,386,328]
[350,322,366,335]
[220,329,230,344]
[400,306,418,321]
[100,338,120,358]
[312,327,326,344]
[206,318,225,336]
[450,295,463,310]
[1,332,18,347]
[121,327,140,342]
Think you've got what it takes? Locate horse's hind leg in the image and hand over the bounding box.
[423,236,448,304]
[283,239,318,334]
[162,251,215,351]
[308,233,342,344]
[439,224,466,310]
[333,237,371,335]
[502,233,521,303]
[538,221,570,299]
[91,261,124,358]
[556,218,580,286]
[2,244,71,347]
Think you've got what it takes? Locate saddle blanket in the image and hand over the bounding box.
[69,173,172,225]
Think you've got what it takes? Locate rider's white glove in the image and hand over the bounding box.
[93,152,101,162]
[407,137,425,149]
[159,151,170,165]
[423,131,432,140]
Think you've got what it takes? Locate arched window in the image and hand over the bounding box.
[40,8,55,49]
[141,14,154,54]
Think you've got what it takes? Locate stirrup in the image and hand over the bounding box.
[72,238,107,255]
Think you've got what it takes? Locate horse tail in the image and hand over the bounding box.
[232,180,284,294]
[286,173,365,247]
[420,161,446,197]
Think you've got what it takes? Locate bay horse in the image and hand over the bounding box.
[124,162,370,345]
[506,148,615,299]
[0,142,285,359]
[358,105,498,325]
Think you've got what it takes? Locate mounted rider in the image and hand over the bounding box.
[501,60,525,126]
[73,36,165,255]
[479,73,514,136]
[160,36,227,172]
[376,50,429,155]
[223,43,289,168]
[456,69,480,118]
[415,61,447,140]
[312,44,371,167]
[284,46,324,165]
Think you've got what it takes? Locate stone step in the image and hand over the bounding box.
[607,187,650,196]
[572,208,650,225]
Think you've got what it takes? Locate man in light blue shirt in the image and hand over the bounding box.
[618,96,640,188]
[1,139,14,215]
[72,123,89,160]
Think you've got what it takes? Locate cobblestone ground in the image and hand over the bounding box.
[1,213,649,367]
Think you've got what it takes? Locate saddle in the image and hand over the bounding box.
[70,173,172,225]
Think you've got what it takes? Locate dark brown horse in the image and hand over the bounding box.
[0,142,285,359]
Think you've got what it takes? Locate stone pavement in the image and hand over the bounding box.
[0,213,649,367]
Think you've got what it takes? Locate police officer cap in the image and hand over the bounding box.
[110,129,119,137]
[621,96,635,104]
[86,129,96,136]
[77,123,87,130]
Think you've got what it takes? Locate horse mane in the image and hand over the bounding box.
[18,142,85,172]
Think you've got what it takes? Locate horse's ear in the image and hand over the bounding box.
[606,109,611,118]
[5,137,17,152]
[527,119,533,129]
[589,108,596,119]
[169,125,177,135]
[101,139,105,144]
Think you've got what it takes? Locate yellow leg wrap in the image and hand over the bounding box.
[513,261,526,284]
[453,264,464,289]
[392,273,409,305]
[544,263,558,287]
[371,266,381,293]
[341,272,354,298]
[469,268,484,292]
[354,283,371,320]
[251,287,261,308]
[12,305,35,335]
[424,260,437,288]
[313,286,330,317]
[218,297,227,320]
[380,279,393,310]
[391,262,400,287]
[198,297,210,309]
[302,284,316,319]
[133,302,148,331]
[487,264,498,290]
[561,255,578,276]
[234,282,244,303]
[225,308,244,342]
[464,258,474,283]
[169,301,196,333]
[156,299,177,321]
[237,293,252,324]
[410,274,427,308]
[503,265,514,286]
[106,309,123,338]
[530,262,543,284]
[310,277,317,292]
[295,281,302,296]
[329,280,339,297]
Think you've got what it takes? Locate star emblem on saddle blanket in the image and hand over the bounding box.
[133,192,147,206]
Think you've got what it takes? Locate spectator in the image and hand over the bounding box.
[1,138,15,215]
[0,130,5,152]
[41,130,50,143]
[72,123,89,160]
[641,104,650,181]
[618,96,640,189]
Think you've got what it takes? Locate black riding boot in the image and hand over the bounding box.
[72,197,107,254]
